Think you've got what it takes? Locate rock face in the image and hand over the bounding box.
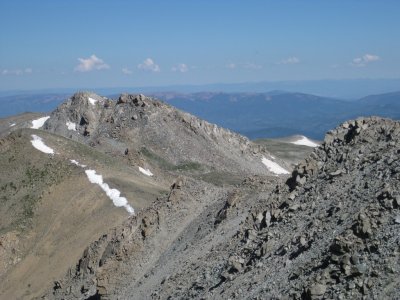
[44,116,400,299]
[44,92,285,176]
[44,92,106,138]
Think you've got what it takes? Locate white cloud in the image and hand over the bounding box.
[1,68,33,76]
[351,54,380,67]
[122,67,133,75]
[278,56,300,65]
[74,54,110,72]
[171,63,189,73]
[137,58,160,72]
[363,54,380,62]
[226,63,236,69]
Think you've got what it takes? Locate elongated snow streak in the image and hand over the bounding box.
[70,159,87,168]
[29,136,133,214]
[31,116,50,129]
[139,167,154,176]
[10,123,16,127]
[85,169,134,215]
[262,156,289,175]
[291,136,319,147]
[88,97,98,105]
[30,135,55,154]
[66,121,77,131]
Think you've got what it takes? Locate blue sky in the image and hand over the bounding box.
[0,0,399,90]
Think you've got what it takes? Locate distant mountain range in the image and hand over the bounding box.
[0,93,70,118]
[1,90,399,139]
[155,91,400,139]
[2,78,399,99]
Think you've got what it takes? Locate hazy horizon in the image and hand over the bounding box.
[1,78,400,100]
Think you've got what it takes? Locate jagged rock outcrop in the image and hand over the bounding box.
[44,117,400,299]
[202,116,400,299]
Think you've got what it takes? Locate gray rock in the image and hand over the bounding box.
[308,283,327,297]
[329,169,342,177]
[264,211,271,227]
[394,215,400,224]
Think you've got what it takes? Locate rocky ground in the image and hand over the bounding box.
[45,116,400,299]
[1,92,399,300]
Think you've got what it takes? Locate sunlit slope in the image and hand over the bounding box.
[0,128,167,299]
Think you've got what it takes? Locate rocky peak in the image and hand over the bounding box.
[117,93,147,106]
[70,91,104,105]
[44,92,107,138]
[286,116,400,191]
[44,92,285,176]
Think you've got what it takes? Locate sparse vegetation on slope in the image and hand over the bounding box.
[0,130,72,232]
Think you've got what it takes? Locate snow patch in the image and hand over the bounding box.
[262,156,289,175]
[88,97,98,105]
[85,169,134,215]
[31,116,50,129]
[70,159,87,168]
[9,123,16,127]
[66,121,77,131]
[291,136,319,147]
[30,135,54,155]
[139,167,153,177]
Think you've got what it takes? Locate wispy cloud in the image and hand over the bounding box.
[351,54,380,67]
[278,56,300,65]
[137,58,160,72]
[226,63,236,69]
[171,63,189,73]
[74,54,110,72]
[1,68,32,75]
[122,67,133,75]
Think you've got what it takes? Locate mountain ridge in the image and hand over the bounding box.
[44,116,400,299]
[0,92,399,299]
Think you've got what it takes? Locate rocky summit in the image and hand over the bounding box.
[44,92,282,177]
[0,92,399,300]
[44,114,399,299]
